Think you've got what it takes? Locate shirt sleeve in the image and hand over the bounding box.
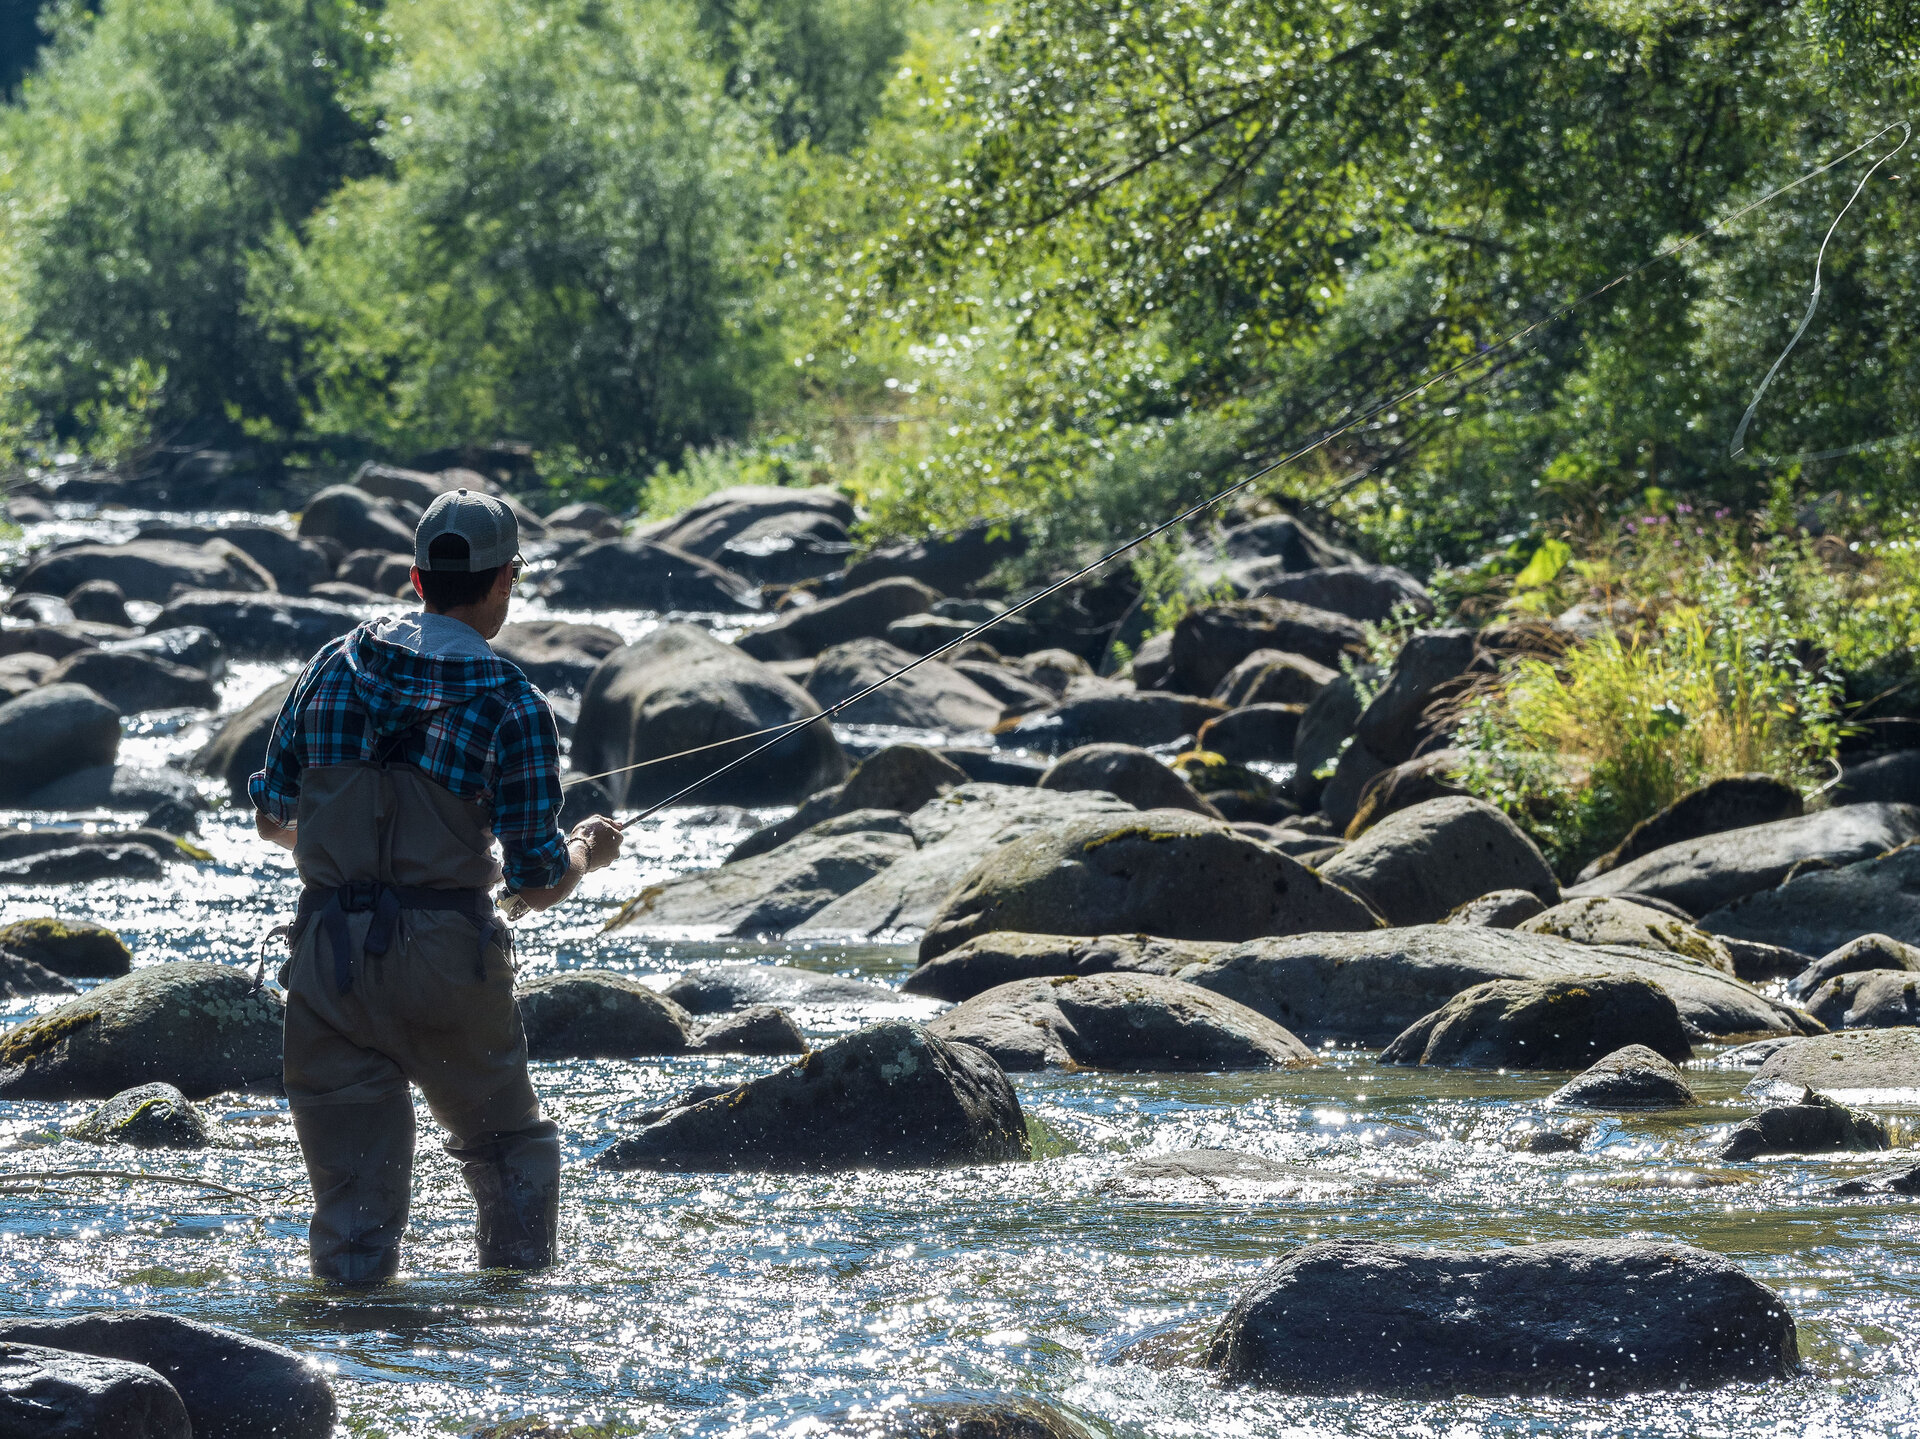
[492,686,569,891]
[246,648,333,826]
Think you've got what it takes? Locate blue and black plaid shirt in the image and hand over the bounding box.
[249,619,569,890]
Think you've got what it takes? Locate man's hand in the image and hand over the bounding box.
[569,815,622,872]
[256,810,297,852]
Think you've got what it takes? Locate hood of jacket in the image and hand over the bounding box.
[342,618,520,740]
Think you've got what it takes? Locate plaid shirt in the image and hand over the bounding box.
[249,622,569,891]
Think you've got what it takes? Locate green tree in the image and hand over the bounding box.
[694,0,907,154]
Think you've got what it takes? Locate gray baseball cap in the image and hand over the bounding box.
[414,488,521,571]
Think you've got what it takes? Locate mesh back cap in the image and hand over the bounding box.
[414,489,520,571]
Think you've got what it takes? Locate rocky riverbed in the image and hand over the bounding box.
[5,466,1920,1435]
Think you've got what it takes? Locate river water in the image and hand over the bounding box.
[4,506,1920,1437]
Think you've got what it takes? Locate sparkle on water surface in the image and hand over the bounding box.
[4,510,1920,1435]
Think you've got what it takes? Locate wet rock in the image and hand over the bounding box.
[1195,704,1303,765]
[0,842,170,883]
[919,808,1382,962]
[101,624,226,680]
[0,683,121,802]
[730,744,967,861]
[0,947,76,999]
[490,620,624,694]
[615,825,916,936]
[516,971,695,1059]
[1805,970,1920,1030]
[693,1005,807,1055]
[595,1021,1030,1172]
[1744,1028,1920,1098]
[0,917,132,977]
[1318,797,1557,926]
[808,637,1004,733]
[0,651,55,700]
[663,963,898,1013]
[927,971,1315,1072]
[0,1312,335,1439]
[1519,895,1734,973]
[1117,1148,1360,1191]
[1212,648,1338,707]
[297,483,416,553]
[860,1397,1094,1439]
[1038,743,1220,817]
[903,932,1228,1002]
[641,485,854,586]
[140,522,332,594]
[1721,936,1815,984]
[0,618,130,659]
[1013,649,1092,694]
[572,624,848,808]
[1004,690,1225,753]
[545,500,623,537]
[1181,925,1808,1047]
[21,763,203,814]
[1381,975,1692,1069]
[788,784,1135,941]
[1577,774,1806,883]
[1719,1089,1890,1160]
[15,539,272,603]
[1501,1119,1593,1153]
[1203,1238,1798,1394]
[152,590,361,660]
[44,648,218,715]
[67,579,133,627]
[1442,889,1549,929]
[737,578,939,662]
[1828,1161,1920,1196]
[335,549,413,595]
[0,961,284,1101]
[1166,599,1366,694]
[71,1082,213,1148]
[952,661,1057,717]
[1569,802,1920,917]
[192,678,296,801]
[0,1341,192,1437]
[1789,935,1920,1002]
[1240,563,1433,623]
[1550,1044,1699,1108]
[541,538,758,611]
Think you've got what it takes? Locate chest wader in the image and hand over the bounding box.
[281,760,560,1284]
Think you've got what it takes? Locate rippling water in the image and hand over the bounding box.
[7,509,1920,1436]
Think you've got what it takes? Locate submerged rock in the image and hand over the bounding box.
[1318,798,1557,927]
[0,1315,332,1439]
[595,1021,1030,1172]
[1519,896,1734,973]
[515,971,694,1060]
[1719,1089,1890,1161]
[1828,1161,1920,1197]
[919,809,1381,962]
[0,842,170,884]
[1381,975,1692,1070]
[0,1341,191,1438]
[1549,1044,1699,1108]
[873,1398,1093,1439]
[1117,1148,1363,1192]
[0,962,284,1101]
[661,963,898,1013]
[71,1082,213,1148]
[1204,1238,1798,1394]
[1787,933,1920,999]
[0,917,130,978]
[902,932,1228,1002]
[926,972,1315,1072]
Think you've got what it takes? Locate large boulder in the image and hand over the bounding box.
[0,1342,191,1437]
[0,1313,335,1439]
[1380,975,1692,1068]
[613,823,917,936]
[351,460,454,507]
[902,931,1228,1001]
[953,660,1057,717]
[0,962,284,1100]
[1214,513,1361,571]
[1787,933,1920,998]
[925,972,1315,1071]
[1805,970,1920,1030]
[787,784,1136,941]
[1316,797,1557,926]
[1743,1028,1920,1099]
[1720,1089,1890,1160]
[0,842,169,884]
[515,971,695,1058]
[729,744,966,861]
[192,678,296,802]
[738,578,940,662]
[1240,564,1432,623]
[0,949,78,999]
[1287,671,1366,810]
[1577,774,1806,883]
[1442,889,1549,929]
[595,1021,1030,1172]
[807,637,1004,733]
[1350,628,1477,766]
[0,683,121,802]
[1166,599,1367,694]
[14,539,271,603]
[542,538,759,612]
[296,484,415,553]
[1003,690,1225,753]
[140,522,331,594]
[1702,842,1920,955]
[844,520,1025,597]
[1194,704,1303,765]
[71,1082,213,1148]
[1344,749,1471,837]
[151,591,361,661]
[1204,1239,1798,1395]
[0,917,132,977]
[572,624,848,808]
[44,648,218,715]
[545,500,623,537]
[693,1005,807,1055]
[1518,895,1734,973]
[490,620,624,694]
[67,579,133,626]
[1568,802,1920,916]
[660,963,897,1013]
[334,549,412,596]
[101,625,226,680]
[641,484,854,586]
[1038,743,1220,817]
[1548,1043,1699,1108]
[918,809,1382,962]
[1178,926,1812,1047]
[17,764,202,815]
[1212,649,1338,707]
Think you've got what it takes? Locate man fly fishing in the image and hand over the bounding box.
[250,489,622,1285]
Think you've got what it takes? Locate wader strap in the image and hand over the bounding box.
[295,882,497,993]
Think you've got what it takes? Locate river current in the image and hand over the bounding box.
[4,506,1920,1437]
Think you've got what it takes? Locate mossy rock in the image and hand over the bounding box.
[0,917,132,978]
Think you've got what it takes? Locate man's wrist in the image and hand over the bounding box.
[567,836,590,870]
